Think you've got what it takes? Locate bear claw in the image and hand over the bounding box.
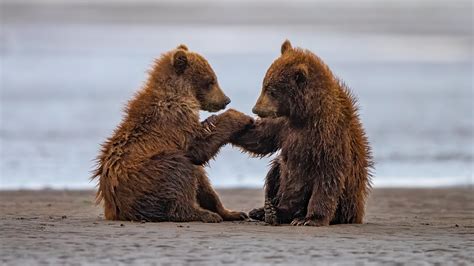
[291,217,329,227]
[303,219,328,227]
[290,218,306,226]
[202,115,218,133]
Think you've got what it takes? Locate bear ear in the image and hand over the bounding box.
[294,64,308,85]
[172,50,188,75]
[177,44,188,51]
[281,39,292,55]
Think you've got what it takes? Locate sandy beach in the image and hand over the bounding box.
[1,188,472,265]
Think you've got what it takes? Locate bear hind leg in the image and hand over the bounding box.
[195,167,247,221]
[129,152,223,223]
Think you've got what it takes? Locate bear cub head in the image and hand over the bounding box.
[171,44,231,112]
[252,40,311,119]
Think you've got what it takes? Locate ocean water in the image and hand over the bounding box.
[1,1,472,189]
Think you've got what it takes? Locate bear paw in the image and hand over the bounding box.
[290,217,306,226]
[200,211,223,223]
[201,115,218,134]
[221,210,248,221]
[224,109,254,129]
[249,207,265,221]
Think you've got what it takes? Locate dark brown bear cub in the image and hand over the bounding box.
[232,40,373,226]
[92,45,253,222]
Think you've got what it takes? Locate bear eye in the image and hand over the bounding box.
[267,87,277,97]
[206,80,215,89]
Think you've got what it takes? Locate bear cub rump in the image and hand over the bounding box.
[93,45,253,222]
[232,40,373,226]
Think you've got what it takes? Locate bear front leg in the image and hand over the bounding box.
[271,191,306,225]
[186,109,253,165]
[291,173,344,227]
[231,117,286,156]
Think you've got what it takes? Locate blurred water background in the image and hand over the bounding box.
[1,0,472,189]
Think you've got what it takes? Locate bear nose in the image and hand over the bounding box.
[224,97,231,106]
[252,107,258,114]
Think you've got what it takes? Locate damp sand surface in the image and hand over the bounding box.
[1,188,473,265]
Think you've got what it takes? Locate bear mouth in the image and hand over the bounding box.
[258,113,278,118]
[254,110,278,118]
[252,105,279,118]
[203,103,226,112]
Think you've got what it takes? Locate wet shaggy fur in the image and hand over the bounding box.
[232,40,373,226]
[92,45,253,222]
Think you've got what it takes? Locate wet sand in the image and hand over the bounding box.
[1,188,472,265]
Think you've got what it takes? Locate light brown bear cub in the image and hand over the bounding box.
[232,40,373,226]
[93,45,253,222]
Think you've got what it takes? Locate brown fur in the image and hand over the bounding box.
[92,45,253,222]
[233,40,373,226]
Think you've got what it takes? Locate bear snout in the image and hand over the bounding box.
[252,106,259,115]
[215,96,231,110]
[252,106,272,118]
[223,96,231,106]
